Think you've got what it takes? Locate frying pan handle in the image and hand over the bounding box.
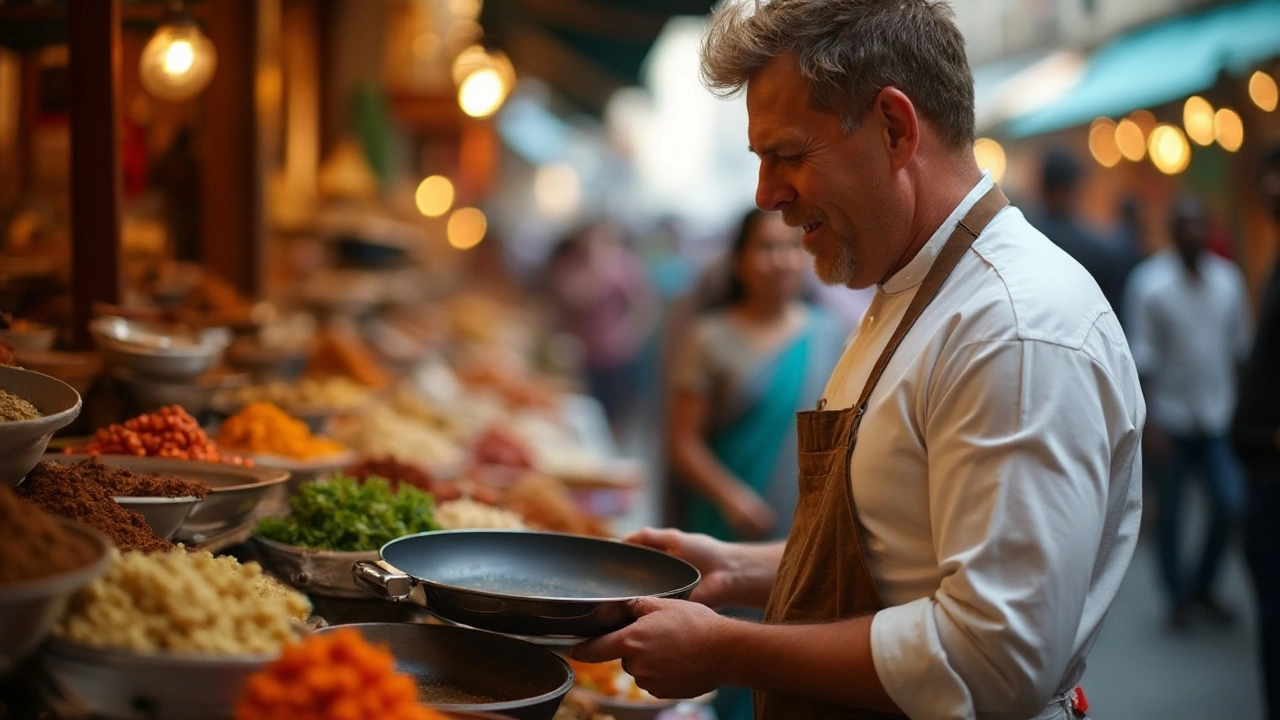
[351,561,415,602]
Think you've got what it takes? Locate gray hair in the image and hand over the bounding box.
[700,0,976,149]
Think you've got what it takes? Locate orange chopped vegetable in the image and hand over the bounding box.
[67,405,250,465]
[217,401,348,459]
[233,628,449,720]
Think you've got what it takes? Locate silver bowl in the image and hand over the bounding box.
[91,316,231,381]
[252,535,385,599]
[42,639,275,720]
[47,455,289,544]
[113,368,248,417]
[113,496,202,540]
[0,520,112,673]
[0,366,82,486]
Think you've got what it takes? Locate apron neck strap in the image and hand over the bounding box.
[852,185,1010,415]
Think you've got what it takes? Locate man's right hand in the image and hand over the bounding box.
[624,527,783,609]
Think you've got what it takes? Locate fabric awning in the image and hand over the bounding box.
[1006,0,1280,138]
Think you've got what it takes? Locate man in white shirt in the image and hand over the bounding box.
[1124,195,1250,628]
[573,2,1144,718]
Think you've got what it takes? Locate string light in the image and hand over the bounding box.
[1214,108,1244,152]
[1248,71,1277,112]
[1148,124,1191,175]
[1115,119,1146,162]
[447,207,487,249]
[414,175,454,217]
[1182,96,1216,146]
[139,7,217,101]
[1088,118,1122,168]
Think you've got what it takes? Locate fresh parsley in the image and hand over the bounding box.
[256,474,441,551]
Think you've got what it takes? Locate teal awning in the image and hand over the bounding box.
[1006,0,1280,138]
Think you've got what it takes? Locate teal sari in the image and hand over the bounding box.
[686,333,813,542]
[681,309,839,720]
[684,308,840,543]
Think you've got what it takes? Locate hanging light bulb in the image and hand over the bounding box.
[139,4,217,101]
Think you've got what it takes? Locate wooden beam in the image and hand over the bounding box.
[68,0,122,349]
[199,0,262,296]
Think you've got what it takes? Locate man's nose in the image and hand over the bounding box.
[756,164,795,211]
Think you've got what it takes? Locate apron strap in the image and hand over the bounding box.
[852,185,1010,417]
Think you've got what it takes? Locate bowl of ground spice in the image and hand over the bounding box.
[18,460,174,553]
[49,454,289,544]
[0,484,113,673]
[0,365,82,486]
[41,457,212,540]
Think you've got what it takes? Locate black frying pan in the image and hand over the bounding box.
[317,623,572,720]
[352,530,700,638]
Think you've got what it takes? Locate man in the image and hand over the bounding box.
[1234,144,1280,720]
[573,2,1144,719]
[1124,196,1250,629]
[1031,148,1138,323]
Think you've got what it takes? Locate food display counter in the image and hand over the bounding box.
[0,290,706,720]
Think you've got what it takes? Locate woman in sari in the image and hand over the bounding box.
[665,209,841,720]
[668,209,842,543]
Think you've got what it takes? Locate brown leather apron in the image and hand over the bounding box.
[754,186,1010,720]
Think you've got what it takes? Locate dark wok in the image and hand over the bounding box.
[352,530,700,638]
[318,623,572,720]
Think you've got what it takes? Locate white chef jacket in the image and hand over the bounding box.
[1123,249,1250,436]
[820,175,1145,720]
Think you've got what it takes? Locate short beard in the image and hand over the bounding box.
[811,238,857,287]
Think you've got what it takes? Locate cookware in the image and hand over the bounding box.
[353,530,699,638]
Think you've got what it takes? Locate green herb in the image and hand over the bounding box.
[256,475,440,551]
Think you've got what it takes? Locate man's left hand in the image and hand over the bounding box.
[572,597,734,699]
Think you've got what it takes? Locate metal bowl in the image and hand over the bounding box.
[0,520,112,674]
[112,368,248,418]
[318,623,573,720]
[41,639,274,720]
[91,316,231,381]
[113,496,202,541]
[252,536,385,599]
[47,455,289,544]
[0,366,82,486]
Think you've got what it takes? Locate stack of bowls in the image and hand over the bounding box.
[90,316,241,418]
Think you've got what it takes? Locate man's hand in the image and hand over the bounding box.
[624,528,740,608]
[624,527,784,609]
[572,597,733,699]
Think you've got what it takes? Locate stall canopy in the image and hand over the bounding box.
[1006,0,1280,138]
[479,0,714,115]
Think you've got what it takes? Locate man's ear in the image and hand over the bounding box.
[874,87,920,171]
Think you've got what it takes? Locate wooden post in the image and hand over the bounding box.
[68,0,123,349]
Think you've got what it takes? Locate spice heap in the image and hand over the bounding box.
[19,461,172,552]
[67,405,249,465]
[56,547,309,654]
[0,484,99,585]
[233,628,448,720]
[221,377,369,410]
[255,476,439,552]
[217,402,348,459]
[64,457,210,498]
[0,388,41,422]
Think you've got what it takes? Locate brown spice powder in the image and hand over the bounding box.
[18,462,172,553]
[65,458,210,499]
[0,484,99,585]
